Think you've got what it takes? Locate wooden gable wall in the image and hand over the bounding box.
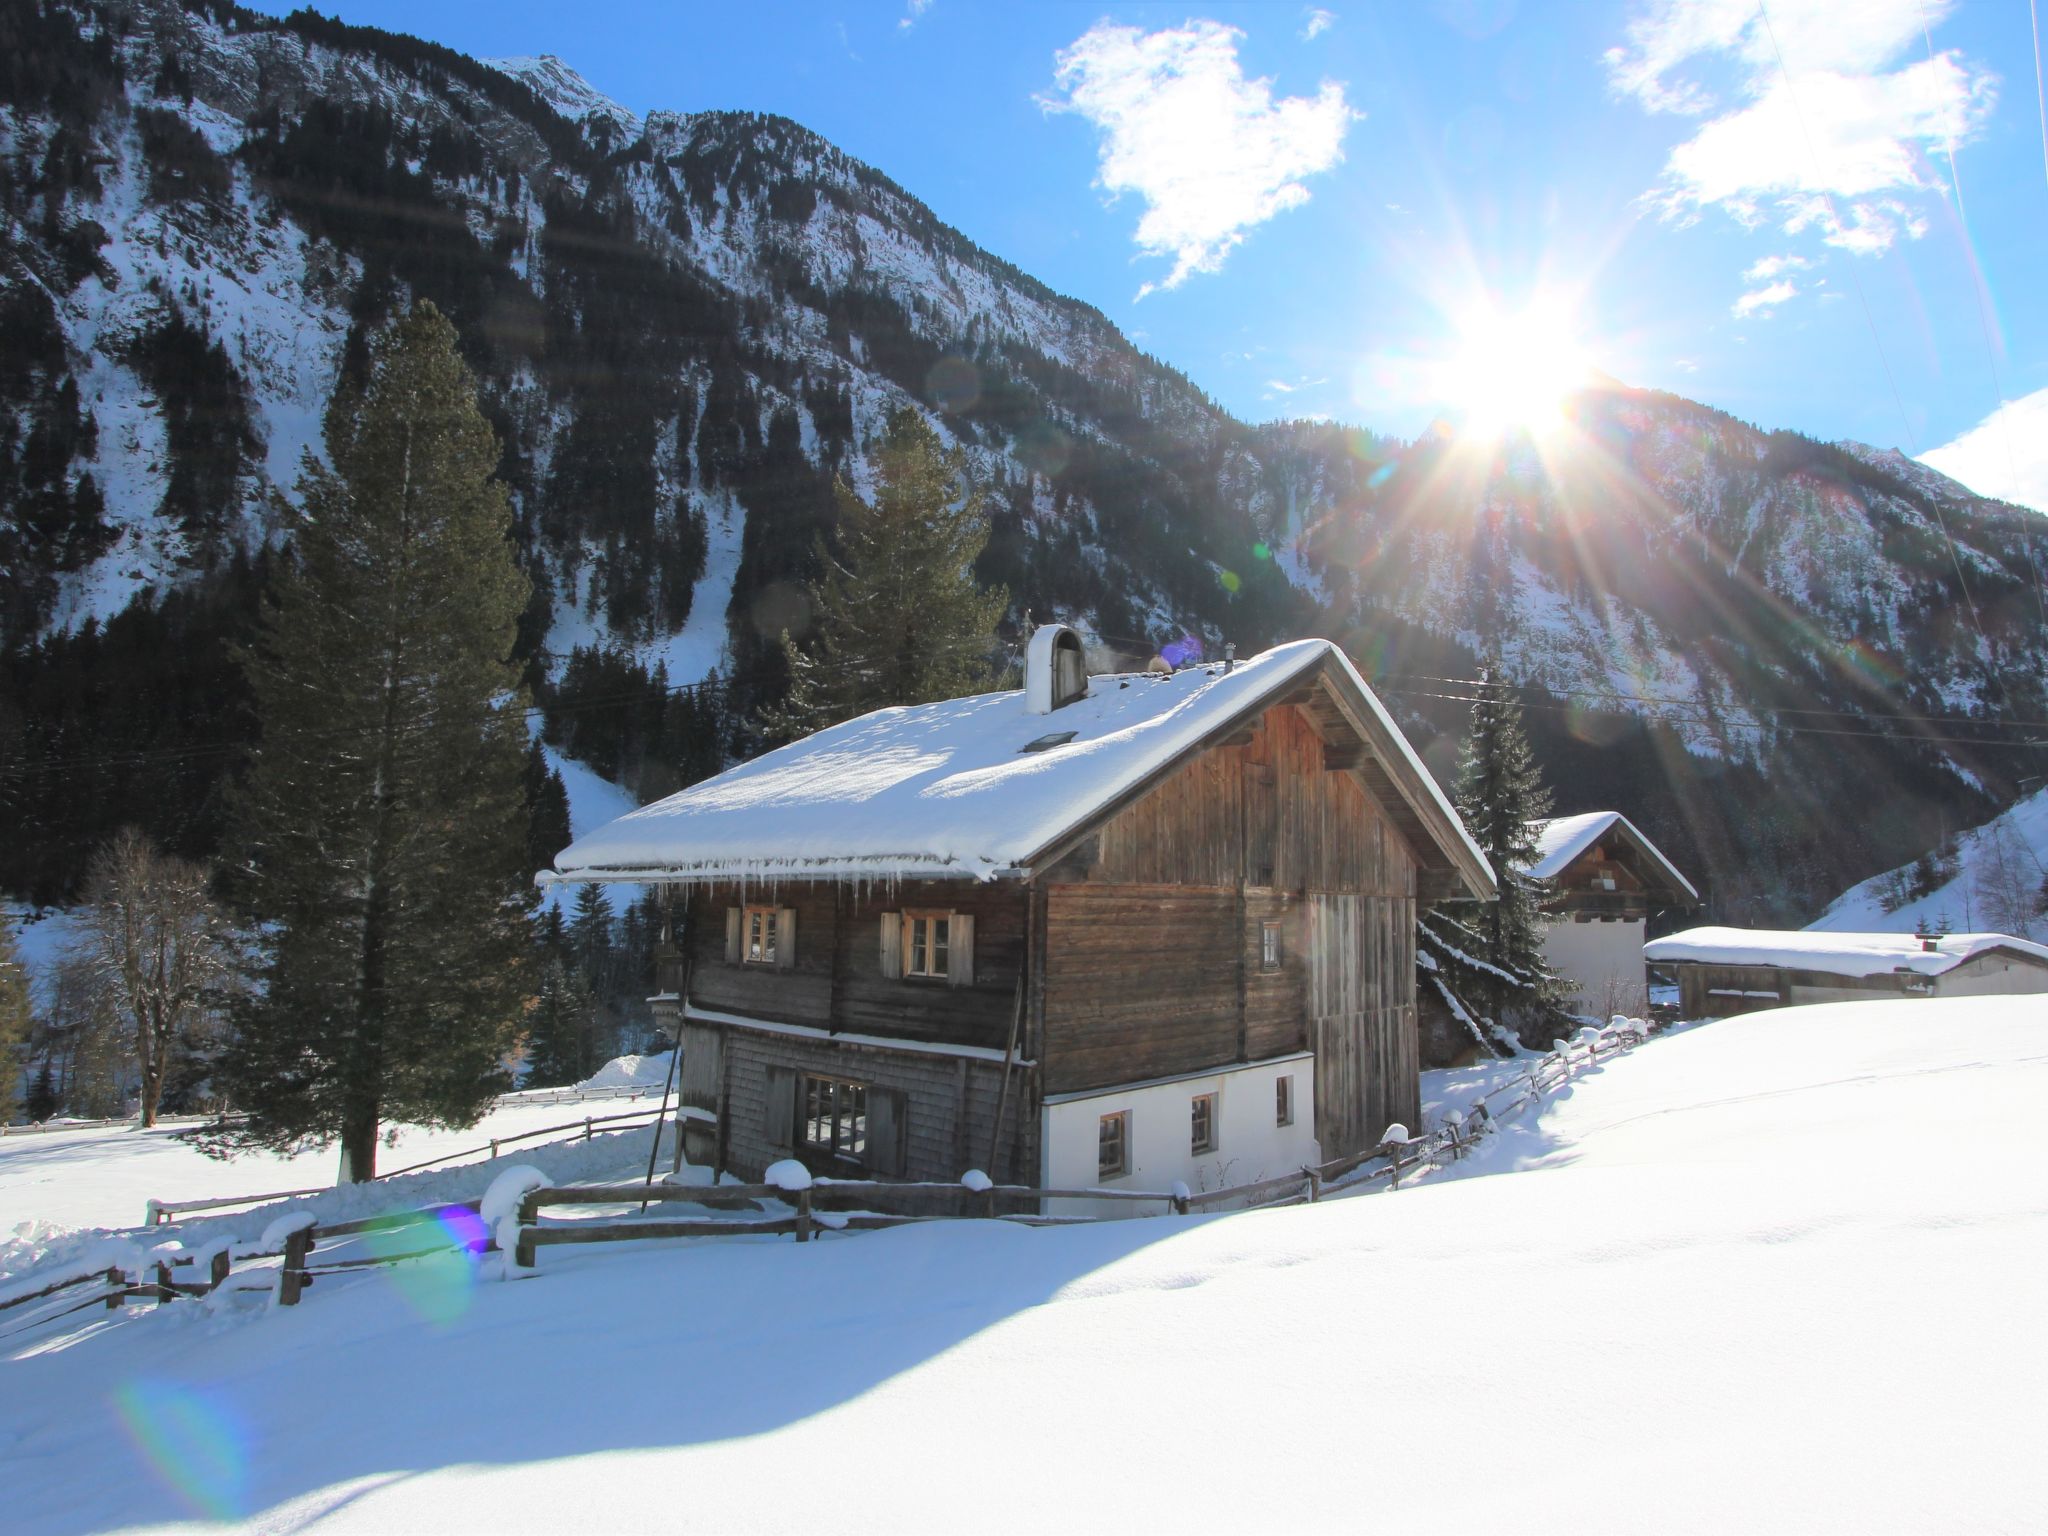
[1035,701,1423,1150]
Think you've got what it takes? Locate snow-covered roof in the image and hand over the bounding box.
[1642,926,2048,978]
[550,638,1494,892]
[1527,811,1699,900]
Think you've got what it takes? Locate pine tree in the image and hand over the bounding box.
[25,1062,59,1123]
[524,954,600,1087]
[213,303,533,1181]
[0,923,29,1120]
[764,407,1007,739]
[1439,662,1568,1045]
[522,738,572,877]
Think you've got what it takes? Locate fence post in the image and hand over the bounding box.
[105,1264,124,1309]
[490,1138,499,1159]
[584,1117,593,1141]
[145,1198,163,1228]
[1304,1167,1321,1202]
[794,1187,813,1244]
[210,1249,232,1290]
[155,1260,174,1306]
[279,1226,313,1306]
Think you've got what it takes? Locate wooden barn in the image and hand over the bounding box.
[1643,927,2048,1018]
[1527,812,1699,1015]
[547,628,1494,1197]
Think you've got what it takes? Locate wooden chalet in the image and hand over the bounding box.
[1644,927,2048,1018]
[547,627,1495,1197]
[1526,812,1699,1015]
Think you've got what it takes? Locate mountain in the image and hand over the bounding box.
[4,0,2047,923]
[1810,785,2048,941]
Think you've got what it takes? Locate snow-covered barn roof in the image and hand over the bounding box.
[1642,926,2048,978]
[548,638,1495,895]
[1527,811,1699,900]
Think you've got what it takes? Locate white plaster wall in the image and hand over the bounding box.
[1541,917,1647,1014]
[1935,957,2048,998]
[1040,1054,1317,1215]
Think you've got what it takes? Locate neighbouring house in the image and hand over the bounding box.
[1528,812,1699,1016]
[545,627,1495,1198]
[1642,927,2048,1017]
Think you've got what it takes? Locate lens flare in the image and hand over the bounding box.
[112,1379,249,1521]
[358,1207,488,1327]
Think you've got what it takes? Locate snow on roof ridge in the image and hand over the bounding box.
[552,637,1488,889]
[1643,925,2048,978]
[1526,810,1698,899]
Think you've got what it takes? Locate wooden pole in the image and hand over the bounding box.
[985,973,1025,1174]
[794,1186,813,1244]
[104,1264,123,1309]
[279,1227,313,1305]
[642,923,688,1213]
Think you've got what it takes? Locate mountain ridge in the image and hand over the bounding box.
[3,0,2047,923]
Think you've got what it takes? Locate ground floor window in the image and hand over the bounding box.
[1098,1110,1130,1180]
[800,1074,867,1165]
[1190,1092,1218,1155]
[1275,1074,1295,1127]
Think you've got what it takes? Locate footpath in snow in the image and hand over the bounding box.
[4,997,2045,1533]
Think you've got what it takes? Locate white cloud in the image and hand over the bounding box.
[1607,0,1995,257]
[1921,390,2048,515]
[1742,252,1809,282]
[1732,279,1797,317]
[1044,20,1357,296]
[1302,8,1336,42]
[1263,375,1328,395]
[899,0,933,32]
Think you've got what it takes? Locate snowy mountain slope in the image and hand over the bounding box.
[6,0,2048,917]
[6,998,2046,1532]
[1809,784,2048,939]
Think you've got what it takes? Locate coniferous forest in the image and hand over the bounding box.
[7,0,2048,1130]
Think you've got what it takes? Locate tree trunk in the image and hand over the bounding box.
[341,1099,380,1183]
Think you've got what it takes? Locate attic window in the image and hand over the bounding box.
[1021,730,1079,754]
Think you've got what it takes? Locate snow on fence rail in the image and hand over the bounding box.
[503,1020,1649,1272]
[142,1106,671,1226]
[9,1021,1651,1341]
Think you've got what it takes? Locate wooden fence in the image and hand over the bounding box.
[5,1023,1647,1338]
[142,1106,671,1226]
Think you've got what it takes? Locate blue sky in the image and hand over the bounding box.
[249,1,2048,509]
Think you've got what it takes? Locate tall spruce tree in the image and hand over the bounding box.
[765,407,1007,738]
[0,924,29,1120]
[1441,662,1568,1045]
[215,304,532,1180]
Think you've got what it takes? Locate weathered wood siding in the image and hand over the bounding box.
[1040,884,1240,1093]
[1307,893,1418,1154]
[681,880,1025,1054]
[1040,701,1422,1155]
[720,1026,1034,1185]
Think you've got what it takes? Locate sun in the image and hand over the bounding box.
[1440,300,1592,440]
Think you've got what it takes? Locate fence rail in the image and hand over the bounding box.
[5,1021,1650,1343]
[143,1106,671,1226]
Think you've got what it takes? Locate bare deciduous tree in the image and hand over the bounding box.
[1971,820,2041,943]
[71,829,234,1127]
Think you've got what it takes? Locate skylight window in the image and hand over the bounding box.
[1020,730,1079,754]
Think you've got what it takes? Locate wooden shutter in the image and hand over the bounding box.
[879,912,902,979]
[867,1087,907,1177]
[763,1066,797,1150]
[776,907,797,971]
[724,907,741,964]
[948,912,975,987]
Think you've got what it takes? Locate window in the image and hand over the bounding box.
[1275,1075,1294,1128]
[1097,1111,1130,1180]
[905,910,950,978]
[1190,1093,1218,1155]
[1260,921,1282,972]
[744,905,779,966]
[799,1074,867,1165]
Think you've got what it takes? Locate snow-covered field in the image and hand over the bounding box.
[5,997,2044,1533]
